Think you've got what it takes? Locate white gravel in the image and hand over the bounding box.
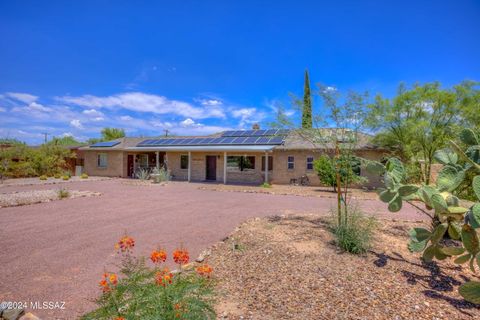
[0,189,101,208]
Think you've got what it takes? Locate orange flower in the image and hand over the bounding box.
[155,267,173,287]
[150,249,167,264]
[116,235,135,253]
[99,272,118,292]
[195,264,213,277]
[114,317,125,320]
[173,248,189,265]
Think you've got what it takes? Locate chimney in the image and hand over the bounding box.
[252,123,260,130]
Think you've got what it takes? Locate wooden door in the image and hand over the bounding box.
[127,155,134,177]
[205,156,217,180]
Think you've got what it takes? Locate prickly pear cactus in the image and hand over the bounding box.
[367,128,480,304]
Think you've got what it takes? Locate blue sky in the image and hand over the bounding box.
[0,0,479,144]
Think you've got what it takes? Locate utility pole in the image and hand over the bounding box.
[163,129,169,137]
[42,132,48,144]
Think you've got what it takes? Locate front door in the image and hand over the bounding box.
[127,155,134,177]
[205,156,217,180]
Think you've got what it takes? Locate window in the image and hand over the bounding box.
[97,153,107,168]
[306,156,314,170]
[180,155,189,169]
[138,154,148,167]
[287,156,295,170]
[227,156,255,171]
[261,156,273,171]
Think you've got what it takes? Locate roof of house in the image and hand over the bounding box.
[79,129,383,152]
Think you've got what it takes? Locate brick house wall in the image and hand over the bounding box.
[84,150,127,177]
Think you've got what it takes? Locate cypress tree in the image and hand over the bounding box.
[302,69,313,128]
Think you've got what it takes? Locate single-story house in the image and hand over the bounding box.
[78,129,388,187]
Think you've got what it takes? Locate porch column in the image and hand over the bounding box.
[223,152,227,184]
[188,151,192,182]
[164,153,168,170]
[156,151,159,169]
[265,152,269,183]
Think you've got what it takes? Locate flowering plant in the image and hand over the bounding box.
[82,234,215,320]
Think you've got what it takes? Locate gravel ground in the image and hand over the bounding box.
[210,215,480,320]
[198,184,379,200]
[0,179,429,319]
[0,176,110,188]
[0,189,101,207]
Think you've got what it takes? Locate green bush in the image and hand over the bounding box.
[330,207,377,254]
[39,175,48,180]
[82,236,216,320]
[62,175,70,181]
[151,167,170,183]
[58,188,70,199]
[313,155,366,192]
[260,182,271,188]
[81,173,89,179]
[54,173,61,179]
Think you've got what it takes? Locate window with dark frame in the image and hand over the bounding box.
[261,156,273,171]
[180,155,189,169]
[97,153,107,168]
[287,156,295,170]
[306,156,314,170]
[227,156,255,171]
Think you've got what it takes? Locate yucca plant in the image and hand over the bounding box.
[367,128,480,304]
[151,167,170,183]
[135,168,151,180]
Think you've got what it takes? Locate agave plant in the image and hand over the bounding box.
[367,128,480,304]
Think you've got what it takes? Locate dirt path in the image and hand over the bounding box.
[0,179,427,319]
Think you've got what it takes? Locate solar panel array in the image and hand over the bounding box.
[137,130,289,147]
[221,129,289,137]
[90,141,121,148]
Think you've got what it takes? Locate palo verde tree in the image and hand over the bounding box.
[280,83,369,226]
[87,128,126,144]
[365,82,464,185]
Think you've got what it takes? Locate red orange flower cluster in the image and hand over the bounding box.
[195,264,213,277]
[115,235,135,253]
[173,248,189,265]
[155,267,174,287]
[150,249,167,264]
[114,317,125,320]
[99,272,118,292]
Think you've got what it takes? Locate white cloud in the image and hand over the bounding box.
[120,115,133,121]
[0,107,6,112]
[5,92,38,103]
[232,107,265,127]
[28,102,52,112]
[83,109,104,116]
[180,118,195,127]
[56,92,226,119]
[70,119,83,129]
[198,99,222,106]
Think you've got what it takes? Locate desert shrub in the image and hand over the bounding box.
[58,188,70,199]
[82,235,216,320]
[62,175,70,181]
[151,167,170,183]
[135,168,151,180]
[39,175,48,180]
[54,173,61,179]
[314,155,366,191]
[260,182,271,188]
[330,207,376,254]
[81,173,89,179]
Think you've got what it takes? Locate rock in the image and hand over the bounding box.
[196,249,211,263]
[1,308,25,320]
[19,313,41,320]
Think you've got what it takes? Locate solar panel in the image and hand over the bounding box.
[244,136,260,144]
[251,130,267,136]
[255,137,271,144]
[268,136,285,144]
[90,141,121,147]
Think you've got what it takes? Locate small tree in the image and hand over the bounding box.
[314,155,365,192]
[101,128,125,141]
[313,155,336,190]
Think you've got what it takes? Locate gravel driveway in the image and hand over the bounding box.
[0,179,426,319]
